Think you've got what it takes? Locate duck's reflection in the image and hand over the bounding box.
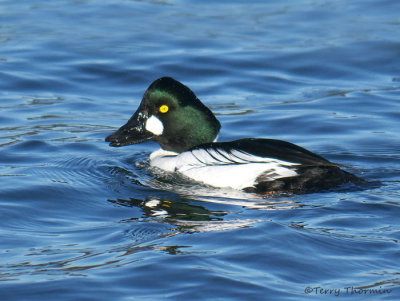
[110,197,224,221]
[108,194,301,233]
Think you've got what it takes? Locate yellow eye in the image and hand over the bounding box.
[159,105,169,113]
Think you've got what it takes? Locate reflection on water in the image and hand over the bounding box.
[108,187,303,234]
[110,197,261,233]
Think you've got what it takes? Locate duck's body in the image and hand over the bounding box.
[106,77,364,194]
[149,138,361,193]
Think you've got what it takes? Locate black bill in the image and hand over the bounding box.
[105,109,154,147]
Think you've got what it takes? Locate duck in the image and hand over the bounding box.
[105,77,364,194]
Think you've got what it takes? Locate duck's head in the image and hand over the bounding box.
[105,77,221,153]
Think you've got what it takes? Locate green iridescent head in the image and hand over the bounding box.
[106,77,221,153]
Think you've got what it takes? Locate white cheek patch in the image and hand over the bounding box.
[145,115,164,136]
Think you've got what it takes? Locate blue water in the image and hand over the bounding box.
[1,0,400,299]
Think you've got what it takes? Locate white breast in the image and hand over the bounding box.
[149,147,299,190]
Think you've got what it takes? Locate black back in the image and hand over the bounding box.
[192,138,334,166]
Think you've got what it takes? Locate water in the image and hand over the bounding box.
[1,0,400,299]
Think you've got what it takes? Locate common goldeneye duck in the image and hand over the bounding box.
[106,77,364,194]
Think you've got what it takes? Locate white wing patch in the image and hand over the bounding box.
[150,147,299,190]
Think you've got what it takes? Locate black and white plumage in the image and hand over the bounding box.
[106,77,365,194]
[150,138,362,193]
